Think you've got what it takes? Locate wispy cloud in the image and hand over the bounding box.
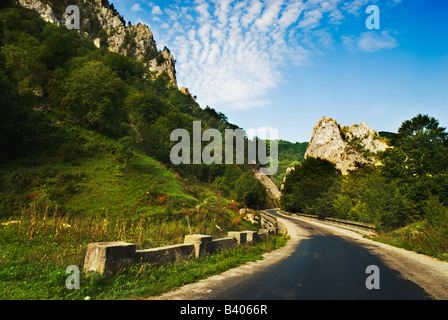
[143,0,402,111]
[131,4,143,12]
[343,30,399,52]
[358,30,399,52]
[151,5,163,15]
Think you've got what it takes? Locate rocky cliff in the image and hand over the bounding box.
[18,0,177,86]
[304,117,389,174]
[249,165,281,208]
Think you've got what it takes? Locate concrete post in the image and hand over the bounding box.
[228,231,247,245]
[243,231,259,243]
[184,234,213,258]
[267,227,277,235]
[84,242,136,275]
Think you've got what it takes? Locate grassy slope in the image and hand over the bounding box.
[0,125,192,217]
[374,221,448,262]
[0,3,284,300]
[0,122,271,299]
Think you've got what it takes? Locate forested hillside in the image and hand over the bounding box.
[0,3,268,232]
[0,1,293,299]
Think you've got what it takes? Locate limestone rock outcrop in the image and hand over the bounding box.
[249,165,281,208]
[18,0,177,86]
[148,50,177,87]
[304,117,389,174]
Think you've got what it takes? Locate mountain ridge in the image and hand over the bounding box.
[18,0,178,86]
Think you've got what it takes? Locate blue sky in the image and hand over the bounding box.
[111,0,448,142]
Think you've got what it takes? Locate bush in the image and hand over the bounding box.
[281,157,340,214]
[331,167,411,230]
[60,61,127,135]
[234,172,266,209]
[424,194,448,227]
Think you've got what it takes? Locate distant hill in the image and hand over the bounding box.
[378,131,396,140]
[271,140,308,188]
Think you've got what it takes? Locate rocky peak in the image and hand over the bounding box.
[148,50,177,87]
[18,0,177,86]
[304,117,389,174]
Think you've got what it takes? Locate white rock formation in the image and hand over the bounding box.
[148,50,177,86]
[249,165,281,206]
[18,0,177,86]
[304,117,388,174]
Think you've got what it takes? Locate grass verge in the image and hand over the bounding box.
[0,231,287,300]
[372,220,448,262]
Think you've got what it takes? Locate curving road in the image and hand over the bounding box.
[150,209,448,300]
[224,210,431,300]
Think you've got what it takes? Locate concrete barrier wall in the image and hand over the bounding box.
[84,229,275,275]
[212,237,237,253]
[84,242,137,276]
[136,244,195,266]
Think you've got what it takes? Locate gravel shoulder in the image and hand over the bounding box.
[296,216,448,300]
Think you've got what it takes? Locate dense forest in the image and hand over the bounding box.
[0,2,272,223]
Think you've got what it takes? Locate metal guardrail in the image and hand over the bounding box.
[288,212,376,231]
[260,211,278,229]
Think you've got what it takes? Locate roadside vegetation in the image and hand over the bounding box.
[0,3,279,299]
[0,202,287,299]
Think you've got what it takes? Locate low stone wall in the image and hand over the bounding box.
[136,243,195,266]
[84,229,273,275]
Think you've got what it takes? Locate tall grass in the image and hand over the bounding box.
[0,197,265,299]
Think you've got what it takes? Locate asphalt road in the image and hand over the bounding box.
[216,209,432,300]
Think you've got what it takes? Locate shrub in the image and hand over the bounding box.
[234,172,266,209]
[60,61,127,135]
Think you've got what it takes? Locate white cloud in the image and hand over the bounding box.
[151,5,163,15]
[343,0,371,16]
[341,34,356,50]
[254,1,283,32]
[151,1,305,111]
[342,30,399,52]
[146,0,402,112]
[328,9,344,24]
[358,30,399,52]
[213,0,232,25]
[131,4,143,12]
[195,2,211,21]
[241,0,263,28]
[279,1,305,29]
[298,9,323,29]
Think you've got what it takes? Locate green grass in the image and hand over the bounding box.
[0,212,287,300]
[0,123,270,300]
[0,185,276,300]
[0,126,196,219]
[372,220,448,262]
